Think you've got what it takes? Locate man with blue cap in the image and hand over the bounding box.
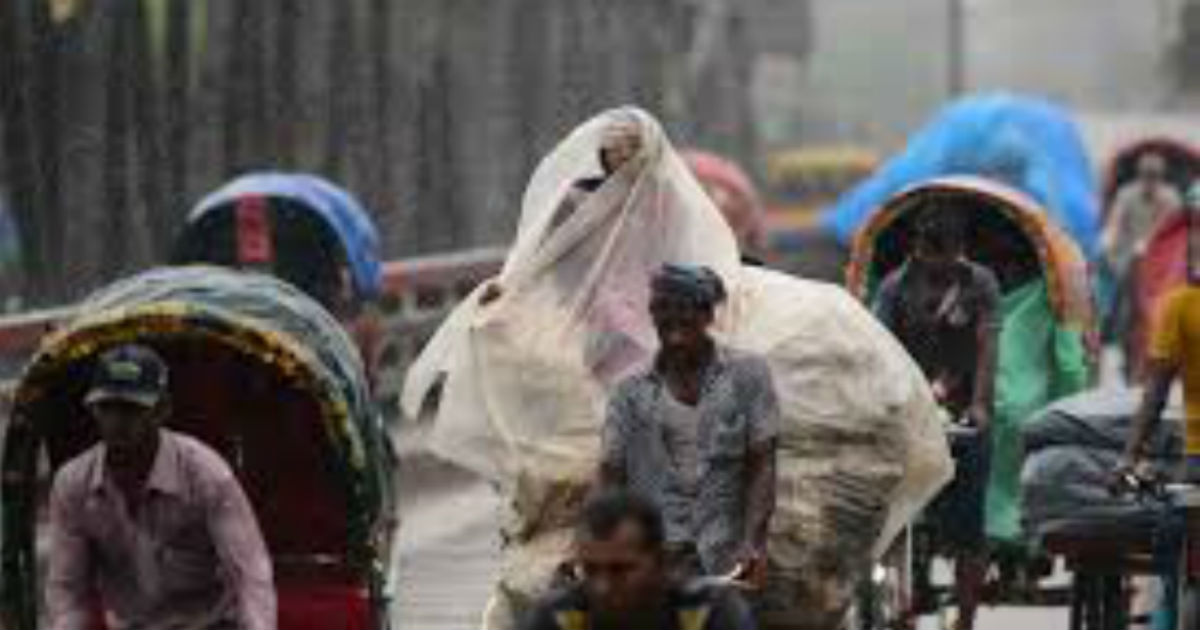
[46,344,276,630]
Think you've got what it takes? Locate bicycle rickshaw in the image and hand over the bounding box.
[172,173,386,387]
[1101,138,1199,224]
[846,177,1097,622]
[1099,138,1200,380]
[174,173,383,309]
[1022,387,1198,630]
[824,93,1101,304]
[0,266,395,629]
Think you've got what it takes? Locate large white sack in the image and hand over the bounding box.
[421,268,951,630]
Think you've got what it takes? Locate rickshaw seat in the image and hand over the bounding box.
[274,557,371,630]
[167,347,373,629]
[85,595,106,630]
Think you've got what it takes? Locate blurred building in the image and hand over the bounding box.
[776,0,1182,150]
[1166,0,1200,102]
[679,0,813,177]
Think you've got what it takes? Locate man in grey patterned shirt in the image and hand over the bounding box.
[598,264,779,587]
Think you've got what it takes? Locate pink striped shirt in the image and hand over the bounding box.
[47,430,276,630]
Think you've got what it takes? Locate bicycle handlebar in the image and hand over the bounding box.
[1110,464,1174,504]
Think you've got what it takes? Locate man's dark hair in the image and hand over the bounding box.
[651,264,727,311]
[578,490,664,550]
[913,204,965,256]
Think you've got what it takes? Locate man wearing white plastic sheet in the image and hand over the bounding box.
[402,107,952,630]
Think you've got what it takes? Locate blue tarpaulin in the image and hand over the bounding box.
[822,93,1100,259]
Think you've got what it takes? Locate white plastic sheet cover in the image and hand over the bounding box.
[404,106,740,482]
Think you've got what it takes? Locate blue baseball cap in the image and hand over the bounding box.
[85,344,169,409]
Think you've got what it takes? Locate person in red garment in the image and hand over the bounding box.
[1104,151,1184,276]
[46,344,276,630]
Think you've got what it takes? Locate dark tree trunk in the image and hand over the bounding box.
[102,0,134,277]
[132,0,170,259]
[29,1,66,301]
[510,0,548,170]
[370,0,393,218]
[165,0,193,236]
[49,7,98,299]
[244,0,268,168]
[223,0,269,174]
[0,1,42,303]
[223,0,249,176]
[273,0,299,166]
[324,0,355,178]
[415,51,459,251]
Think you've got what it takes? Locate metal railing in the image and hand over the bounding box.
[373,247,506,419]
[0,248,509,419]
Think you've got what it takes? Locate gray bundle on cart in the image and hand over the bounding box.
[1021,387,1182,539]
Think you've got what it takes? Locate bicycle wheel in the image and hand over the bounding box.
[848,579,881,630]
[911,524,938,615]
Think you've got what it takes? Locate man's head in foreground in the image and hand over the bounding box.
[574,490,668,615]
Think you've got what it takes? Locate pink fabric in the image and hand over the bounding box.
[681,150,766,253]
[47,430,276,630]
[681,150,762,213]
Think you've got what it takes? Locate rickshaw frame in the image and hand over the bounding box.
[1099,138,1200,381]
[845,177,1098,628]
[0,267,394,630]
[1042,483,1200,630]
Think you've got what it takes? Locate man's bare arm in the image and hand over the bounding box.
[969,273,1001,430]
[596,389,631,490]
[743,441,777,552]
[1124,360,1177,465]
[970,319,999,430]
